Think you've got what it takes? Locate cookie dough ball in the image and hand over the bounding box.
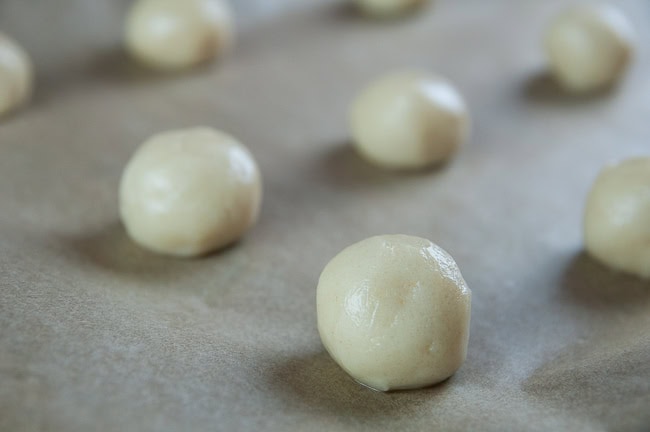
[125,0,234,71]
[353,0,427,17]
[584,158,650,278]
[0,33,33,117]
[545,4,634,93]
[350,72,469,170]
[119,127,261,257]
[317,235,471,391]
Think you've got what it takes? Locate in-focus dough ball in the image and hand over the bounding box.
[0,33,33,117]
[353,0,427,17]
[317,234,471,391]
[545,4,634,93]
[119,127,261,257]
[125,0,234,71]
[584,158,650,278]
[350,72,469,170]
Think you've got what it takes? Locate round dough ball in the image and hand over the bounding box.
[545,4,634,93]
[125,0,234,71]
[119,127,262,257]
[353,0,427,17]
[0,33,33,117]
[317,234,471,391]
[350,72,469,170]
[584,157,650,278]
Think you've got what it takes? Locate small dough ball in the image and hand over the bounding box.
[0,33,33,117]
[584,158,650,278]
[119,127,261,257]
[317,234,471,391]
[350,72,469,170]
[125,0,234,71]
[545,4,634,93]
[354,0,427,17]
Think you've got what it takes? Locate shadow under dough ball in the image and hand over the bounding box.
[350,71,469,170]
[119,127,262,257]
[125,0,234,71]
[317,234,471,391]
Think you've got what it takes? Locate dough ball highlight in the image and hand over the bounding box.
[545,4,634,93]
[350,71,469,170]
[0,33,33,117]
[125,0,234,71]
[584,157,650,278]
[353,0,427,18]
[317,234,471,391]
[119,127,262,257]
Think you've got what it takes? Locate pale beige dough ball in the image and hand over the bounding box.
[119,127,261,257]
[545,4,634,93]
[0,33,33,117]
[584,158,650,278]
[353,0,427,17]
[350,72,469,170]
[125,0,234,71]
[317,234,471,391]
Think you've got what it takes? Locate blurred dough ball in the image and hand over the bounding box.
[584,158,650,278]
[350,71,468,170]
[317,234,471,391]
[545,4,634,93]
[354,0,427,17]
[0,33,33,117]
[120,127,262,257]
[125,0,234,71]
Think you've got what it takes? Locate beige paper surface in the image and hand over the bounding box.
[1,1,649,431]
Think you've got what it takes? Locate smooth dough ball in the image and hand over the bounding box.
[353,0,427,17]
[584,158,650,278]
[350,72,469,170]
[0,33,33,117]
[317,234,471,391]
[119,127,262,257]
[125,0,234,71]
[545,4,634,93]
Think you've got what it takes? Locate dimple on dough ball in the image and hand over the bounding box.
[584,157,650,278]
[125,0,234,71]
[350,72,469,170]
[0,33,33,117]
[119,127,262,257]
[317,234,471,391]
[545,4,634,93]
[353,0,427,17]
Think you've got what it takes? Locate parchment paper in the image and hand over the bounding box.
[1,1,649,431]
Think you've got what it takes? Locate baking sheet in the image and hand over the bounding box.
[1,0,649,431]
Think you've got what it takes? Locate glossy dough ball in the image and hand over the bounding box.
[350,72,469,170]
[584,158,650,278]
[120,127,262,257]
[545,4,634,93]
[353,0,426,17]
[125,0,234,70]
[0,33,33,117]
[317,235,471,391]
